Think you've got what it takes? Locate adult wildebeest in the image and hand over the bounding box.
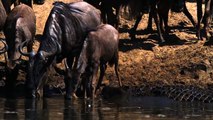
[71,24,122,98]
[3,4,36,97]
[1,0,45,14]
[20,1,101,99]
[197,0,212,41]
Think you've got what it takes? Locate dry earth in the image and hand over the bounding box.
[0,0,213,96]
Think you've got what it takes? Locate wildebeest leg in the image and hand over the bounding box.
[203,0,212,41]
[147,12,153,32]
[90,62,99,98]
[130,14,143,40]
[152,6,165,43]
[64,57,74,99]
[197,0,203,40]
[115,6,120,29]
[182,1,196,27]
[160,9,170,34]
[95,64,107,94]
[114,53,122,87]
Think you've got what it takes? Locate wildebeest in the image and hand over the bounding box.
[4,4,36,70]
[197,0,212,40]
[21,1,101,99]
[71,24,122,98]
[1,0,45,14]
[2,4,35,98]
[0,0,6,30]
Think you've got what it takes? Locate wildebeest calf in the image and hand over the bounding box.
[71,24,122,98]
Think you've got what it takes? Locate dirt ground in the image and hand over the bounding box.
[0,0,213,96]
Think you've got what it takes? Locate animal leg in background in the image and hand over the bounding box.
[203,0,212,40]
[182,1,196,27]
[129,14,143,40]
[151,5,165,43]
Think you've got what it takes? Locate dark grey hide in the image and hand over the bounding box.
[71,24,122,98]
[28,1,101,99]
[4,4,35,69]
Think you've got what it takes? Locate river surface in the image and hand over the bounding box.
[0,96,213,120]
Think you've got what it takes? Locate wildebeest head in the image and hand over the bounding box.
[171,0,185,12]
[25,37,61,98]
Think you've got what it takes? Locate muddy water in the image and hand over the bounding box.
[0,96,213,120]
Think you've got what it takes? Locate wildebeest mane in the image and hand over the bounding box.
[40,2,87,56]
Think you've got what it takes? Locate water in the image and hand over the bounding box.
[0,96,213,120]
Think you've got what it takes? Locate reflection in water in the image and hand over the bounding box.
[0,96,213,119]
[24,99,49,120]
[4,99,18,120]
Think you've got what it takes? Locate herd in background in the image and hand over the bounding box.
[0,0,212,100]
[86,0,212,42]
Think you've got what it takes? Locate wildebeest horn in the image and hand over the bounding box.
[18,40,35,57]
[0,39,8,54]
